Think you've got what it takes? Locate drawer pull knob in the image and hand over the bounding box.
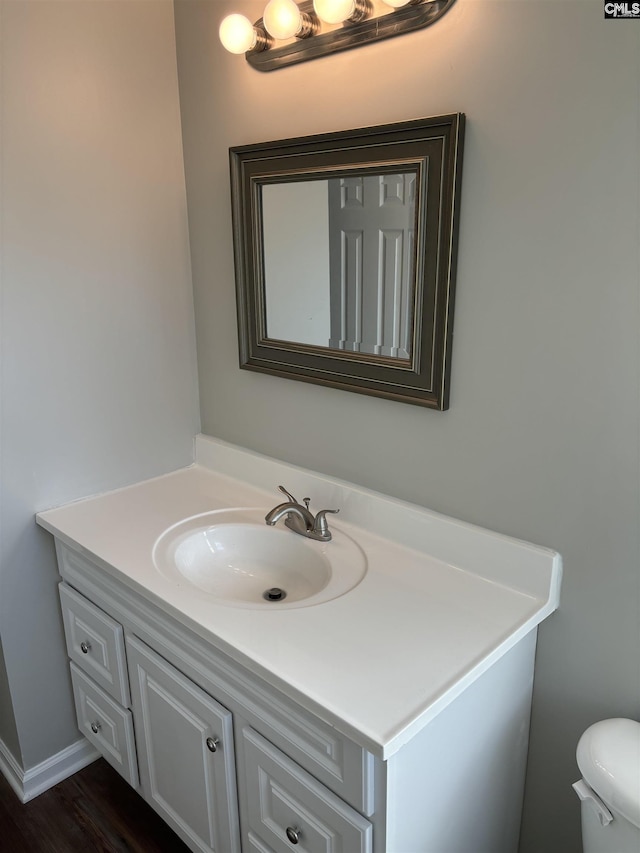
[206,737,219,753]
[286,826,301,845]
[80,641,91,654]
[90,721,101,734]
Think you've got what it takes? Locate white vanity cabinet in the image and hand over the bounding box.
[54,536,544,853]
[56,542,375,853]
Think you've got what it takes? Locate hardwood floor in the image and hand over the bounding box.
[0,759,191,852]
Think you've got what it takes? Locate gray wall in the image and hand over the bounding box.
[0,0,199,771]
[0,642,20,764]
[174,1,640,851]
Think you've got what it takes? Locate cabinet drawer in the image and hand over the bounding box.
[60,583,130,706]
[70,663,138,788]
[240,725,372,853]
[236,681,374,815]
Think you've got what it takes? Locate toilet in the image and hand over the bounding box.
[573,718,640,853]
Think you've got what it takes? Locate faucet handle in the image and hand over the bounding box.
[313,508,339,540]
[277,485,299,504]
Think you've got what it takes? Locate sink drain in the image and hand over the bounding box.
[263,587,287,602]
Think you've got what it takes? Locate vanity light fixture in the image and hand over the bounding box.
[219,0,456,71]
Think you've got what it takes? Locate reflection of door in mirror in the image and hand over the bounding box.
[261,172,415,360]
[328,173,415,360]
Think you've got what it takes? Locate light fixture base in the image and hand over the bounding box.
[348,0,373,23]
[298,11,320,37]
[254,29,273,51]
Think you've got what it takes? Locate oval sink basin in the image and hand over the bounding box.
[152,508,367,609]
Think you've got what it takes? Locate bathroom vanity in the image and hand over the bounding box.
[37,436,561,853]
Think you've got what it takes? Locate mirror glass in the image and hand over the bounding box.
[262,172,416,360]
[230,115,465,409]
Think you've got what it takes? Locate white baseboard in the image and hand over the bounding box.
[0,735,99,803]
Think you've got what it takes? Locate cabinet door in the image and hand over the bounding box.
[126,636,240,853]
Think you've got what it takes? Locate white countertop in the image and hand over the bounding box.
[37,435,562,759]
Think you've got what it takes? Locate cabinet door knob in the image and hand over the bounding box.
[90,721,101,734]
[205,736,219,753]
[285,826,301,845]
[80,641,91,654]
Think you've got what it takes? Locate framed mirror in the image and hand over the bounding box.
[229,114,465,409]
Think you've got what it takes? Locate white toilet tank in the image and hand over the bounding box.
[573,718,640,853]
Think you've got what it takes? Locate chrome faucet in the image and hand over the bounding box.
[265,486,339,542]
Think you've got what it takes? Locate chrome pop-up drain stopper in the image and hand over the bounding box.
[263,587,287,602]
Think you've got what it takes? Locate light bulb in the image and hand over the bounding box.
[263,0,303,38]
[219,14,258,54]
[312,0,356,23]
[313,0,370,23]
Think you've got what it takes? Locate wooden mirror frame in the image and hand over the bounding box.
[229,114,465,409]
